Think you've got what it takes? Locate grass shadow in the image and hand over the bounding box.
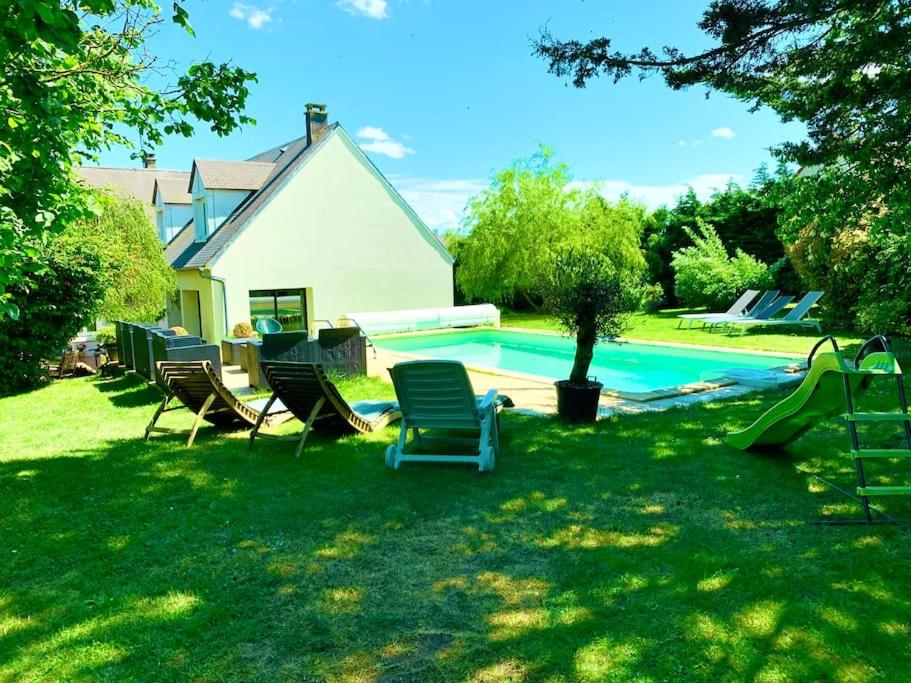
[1,372,910,679]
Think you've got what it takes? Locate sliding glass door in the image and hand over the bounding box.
[249,289,307,331]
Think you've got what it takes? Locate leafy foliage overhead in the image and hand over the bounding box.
[0,0,256,318]
[535,1,911,215]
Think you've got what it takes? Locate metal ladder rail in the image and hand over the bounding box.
[845,335,911,516]
[841,372,873,522]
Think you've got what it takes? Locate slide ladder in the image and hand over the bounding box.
[727,335,911,523]
[841,336,911,523]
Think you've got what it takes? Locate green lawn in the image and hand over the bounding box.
[2,323,910,680]
[503,308,865,356]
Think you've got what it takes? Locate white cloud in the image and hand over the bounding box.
[389,177,487,232]
[229,2,273,29]
[389,172,743,234]
[677,139,703,147]
[337,0,389,19]
[356,126,414,159]
[711,127,736,139]
[571,173,742,210]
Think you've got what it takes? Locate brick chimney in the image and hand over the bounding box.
[305,103,329,146]
[142,151,156,169]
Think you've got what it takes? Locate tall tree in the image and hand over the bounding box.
[457,145,582,307]
[534,1,911,214]
[68,191,176,322]
[0,1,256,318]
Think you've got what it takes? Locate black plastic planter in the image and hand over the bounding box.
[555,379,603,423]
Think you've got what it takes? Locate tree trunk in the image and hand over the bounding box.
[569,329,596,385]
[518,289,541,311]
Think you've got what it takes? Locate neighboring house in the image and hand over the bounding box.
[152,176,193,243]
[78,155,192,244]
[163,103,454,342]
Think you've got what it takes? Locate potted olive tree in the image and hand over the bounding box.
[547,250,638,423]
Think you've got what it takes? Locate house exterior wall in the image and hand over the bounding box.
[174,270,223,343]
[191,173,250,241]
[210,131,453,338]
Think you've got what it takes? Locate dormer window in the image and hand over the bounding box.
[189,159,275,242]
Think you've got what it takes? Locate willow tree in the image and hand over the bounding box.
[457,145,582,308]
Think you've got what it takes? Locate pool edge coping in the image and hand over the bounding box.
[372,326,805,403]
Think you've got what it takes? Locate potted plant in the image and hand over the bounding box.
[547,249,638,423]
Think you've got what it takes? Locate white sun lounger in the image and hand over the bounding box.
[677,290,759,329]
[725,291,825,335]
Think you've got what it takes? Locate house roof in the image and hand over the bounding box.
[167,122,452,270]
[77,167,190,206]
[189,159,276,191]
[153,176,192,205]
[168,128,329,269]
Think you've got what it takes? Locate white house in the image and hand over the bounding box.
[164,103,454,341]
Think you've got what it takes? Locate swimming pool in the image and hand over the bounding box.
[374,329,796,398]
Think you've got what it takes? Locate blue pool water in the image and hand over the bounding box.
[375,330,794,394]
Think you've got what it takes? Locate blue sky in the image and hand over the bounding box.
[99,0,804,231]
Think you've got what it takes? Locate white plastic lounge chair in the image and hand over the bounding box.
[677,290,759,329]
[725,291,825,335]
[697,290,781,328]
[385,360,511,472]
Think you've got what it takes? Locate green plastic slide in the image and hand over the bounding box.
[726,351,901,450]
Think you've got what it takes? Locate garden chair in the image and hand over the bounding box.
[385,360,511,472]
[48,349,79,379]
[692,290,781,328]
[145,360,292,447]
[676,289,759,329]
[701,292,794,330]
[725,291,825,335]
[255,317,283,335]
[249,360,401,457]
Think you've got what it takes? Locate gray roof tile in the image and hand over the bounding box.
[168,126,336,270]
[191,159,275,190]
[153,176,192,205]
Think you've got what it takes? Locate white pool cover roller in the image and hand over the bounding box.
[340,304,500,336]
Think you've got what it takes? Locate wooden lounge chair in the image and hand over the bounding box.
[385,360,510,472]
[250,361,402,457]
[48,349,79,379]
[676,290,759,329]
[145,360,292,447]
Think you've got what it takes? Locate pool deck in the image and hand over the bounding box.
[367,345,803,418]
[221,327,805,418]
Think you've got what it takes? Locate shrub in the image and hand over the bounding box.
[856,301,911,337]
[639,283,665,313]
[170,326,189,336]
[232,321,254,339]
[776,165,911,332]
[95,326,116,346]
[671,221,772,310]
[0,239,105,395]
[546,250,640,386]
[66,191,175,322]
